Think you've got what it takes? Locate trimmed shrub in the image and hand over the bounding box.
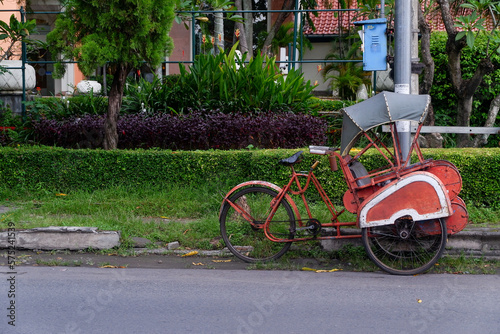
[30,111,328,150]
[0,147,498,208]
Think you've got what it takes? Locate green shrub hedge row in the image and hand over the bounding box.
[0,147,498,208]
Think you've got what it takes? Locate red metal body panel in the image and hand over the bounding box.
[367,181,442,221]
[343,190,357,213]
[358,172,452,228]
[446,196,469,234]
[426,160,462,201]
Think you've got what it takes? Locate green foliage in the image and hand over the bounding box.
[0,147,498,209]
[174,44,315,113]
[47,0,175,77]
[25,94,108,120]
[310,98,357,112]
[454,12,486,49]
[430,31,500,147]
[121,76,179,115]
[322,37,371,100]
[256,21,312,58]
[0,14,42,61]
[0,102,26,146]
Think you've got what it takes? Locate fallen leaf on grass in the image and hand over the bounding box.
[212,259,231,263]
[315,268,342,273]
[181,251,198,257]
[55,193,67,196]
[301,267,342,273]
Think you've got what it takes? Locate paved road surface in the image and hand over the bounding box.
[1,267,499,334]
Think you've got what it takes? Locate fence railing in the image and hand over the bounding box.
[1,5,363,116]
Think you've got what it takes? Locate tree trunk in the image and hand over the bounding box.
[418,7,434,96]
[473,93,500,146]
[234,0,248,54]
[103,64,129,150]
[214,11,224,54]
[243,0,253,54]
[261,0,294,56]
[417,5,443,147]
[437,0,495,147]
[454,57,495,146]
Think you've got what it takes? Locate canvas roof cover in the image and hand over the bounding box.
[340,91,431,156]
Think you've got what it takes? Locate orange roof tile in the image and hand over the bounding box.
[304,1,494,36]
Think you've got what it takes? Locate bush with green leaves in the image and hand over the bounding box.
[0,147,498,208]
[25,93,108,121]
[430,32,500,147]
[173,45,316,114]
[0,101,24,146]
[121,76,180,115]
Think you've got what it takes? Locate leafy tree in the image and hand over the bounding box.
[435,0,500,147]
[47,0,175,149]
[322,38,371,100]
[0,14,40,61]
[260,0,317,57]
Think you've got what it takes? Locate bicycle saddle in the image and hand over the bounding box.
[279,150,303,166]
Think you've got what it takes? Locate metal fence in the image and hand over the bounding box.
[1,5,362,113]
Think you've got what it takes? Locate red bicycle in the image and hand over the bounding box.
[219,92,468,275]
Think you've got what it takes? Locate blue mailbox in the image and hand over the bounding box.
[353,18,387,71]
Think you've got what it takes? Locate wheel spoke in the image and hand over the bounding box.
[362,218,447,275]
[220,186,295,262]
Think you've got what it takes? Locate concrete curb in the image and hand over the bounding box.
[446,228,500,258]
[0,226,120,250]
[319,227,500,259]
[1,226,499,259]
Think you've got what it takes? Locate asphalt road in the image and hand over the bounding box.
[0,267,499,334]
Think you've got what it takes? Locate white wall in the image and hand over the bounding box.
[302,42,333,94]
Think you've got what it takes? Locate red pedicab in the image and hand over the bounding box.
[219,91,468,275]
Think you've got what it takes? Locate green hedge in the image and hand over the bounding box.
[0,147,498,208]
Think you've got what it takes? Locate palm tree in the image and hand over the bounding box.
[322,39,371,100]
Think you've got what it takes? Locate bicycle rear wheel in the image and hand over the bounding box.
[362,217,447,275]
[220,186,295,262]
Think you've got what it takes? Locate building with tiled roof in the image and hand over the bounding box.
[303,0,495,37]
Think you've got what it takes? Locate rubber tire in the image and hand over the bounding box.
[362,218,447,275]
[220,186,295,262]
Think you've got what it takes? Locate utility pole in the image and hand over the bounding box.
[411,0,420,95]
[394,0,412,162]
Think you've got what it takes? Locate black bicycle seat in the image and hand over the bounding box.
[279,151,303,166]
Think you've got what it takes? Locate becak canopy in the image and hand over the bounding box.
[340,91,431,156]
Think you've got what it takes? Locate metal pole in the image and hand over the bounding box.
[191,14,196,61]
[411,0,419,95]
[394,0,411,163]
[21,7,26,119]
[292,0,300,70]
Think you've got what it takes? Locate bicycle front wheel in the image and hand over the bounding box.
[362,217,447,275]
[220,186,295,262]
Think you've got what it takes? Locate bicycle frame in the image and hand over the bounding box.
[221,157,363,244]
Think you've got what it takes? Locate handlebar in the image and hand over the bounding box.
[309,146,339,172]
[309,146,339,155]
[311,161,320,170]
